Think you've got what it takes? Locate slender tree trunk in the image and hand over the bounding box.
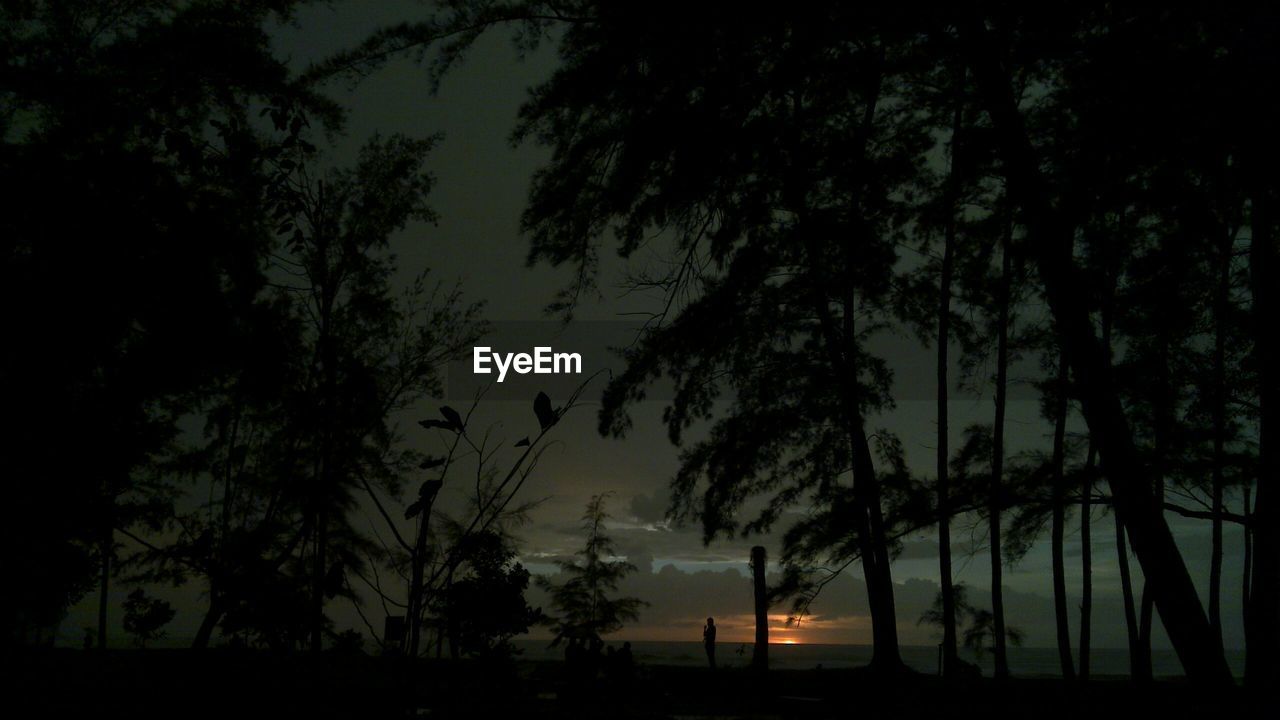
[1141,476,1172,676]
[1209,478,1225,645]
[936,235,959,677]
[192,409,241,652]
[848,337,903,670]
[790,53,902,670]
[1102,278,1136,680]
[448,614,460,660]
[408,481,442,657]
[960,19,1234,684]
[1116,511,1146,679]
[805,242,901,671]
[405,518,424,656]
[844,56,903,673]
[192,597,224,649]
[844,289,903,671]
[1208,351,1228,640]
[752,546,768,671]
[220,408,239,557]
[1135,486,1162,681]
[1050,352,1075,679]
[1243,482,1253,652]
[989,221,1011,679]
[802,211,904,672]
[936,67,963,677]
[1137,579,1154,679]
[1080,444,1094,680]
[97,524,111,652]
[1138,340,1172,681]
[310,507,327,653]
[309,242,339,656]
[1245,122,1279,687]
[1209,228,1232,650]
[862,461,902,670]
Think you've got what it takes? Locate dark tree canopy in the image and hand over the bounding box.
[0,0,335,643]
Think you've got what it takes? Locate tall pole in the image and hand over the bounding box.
[751,546,768,671]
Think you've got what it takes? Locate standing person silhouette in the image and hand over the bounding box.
[703,617,717,669]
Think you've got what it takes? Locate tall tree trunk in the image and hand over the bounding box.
[841,285,903,671]
[1108,249,1141,680]
[989,221,1011,679]
[848,328,902,670]
[1243,482,1253,654]
[791,48,902,670]
[310,507,327,653]
[862,460,902,670]
[1209,491,1225,644]
[751,545,769,671]
[801,213,903,670]
[1208,225,1233,650]
[407,481,441,657]
[448,613,460,660]
[936,231,959,677]
[193,408,241,652]
[405,518,424,656]
[1245,102,1279,687]
[1134,494,1158,677]
[804,243,902,671]
[310,240,339,656]
[192,597,224,649]
[936,66,963,677]
[960,18,1234,685]
[845,52,903,674]
[1137,579,1154,679]
[1138,340,1172,681]
[1116,512,1146,679]
[1050,352,1075,679]
[445,567,459,660]
[97,524,111,652]
[1080,444,1094,679]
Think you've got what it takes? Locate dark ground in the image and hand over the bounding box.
[6,649,1268,719]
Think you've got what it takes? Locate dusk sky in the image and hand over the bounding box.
[58,1,1250,657]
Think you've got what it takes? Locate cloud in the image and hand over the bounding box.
[628,490,671,524]
[893,538,941,561]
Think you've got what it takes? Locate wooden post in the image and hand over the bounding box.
[751,545,768,671]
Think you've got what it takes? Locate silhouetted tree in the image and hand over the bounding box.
[996,341,1087,681]
[919,583,1023,671]
[125,133,484,652]
[371,384,592,658]
[0,0,338,646]
[122,589,175,649]
[893,55,988,678]
[961,209,1022,679]
[955,6,1237,684]
[438,530,542,660]
[1047,349,1076,679]
[538,494,645,644]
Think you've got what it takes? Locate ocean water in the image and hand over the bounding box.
[510,639,1246,679]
